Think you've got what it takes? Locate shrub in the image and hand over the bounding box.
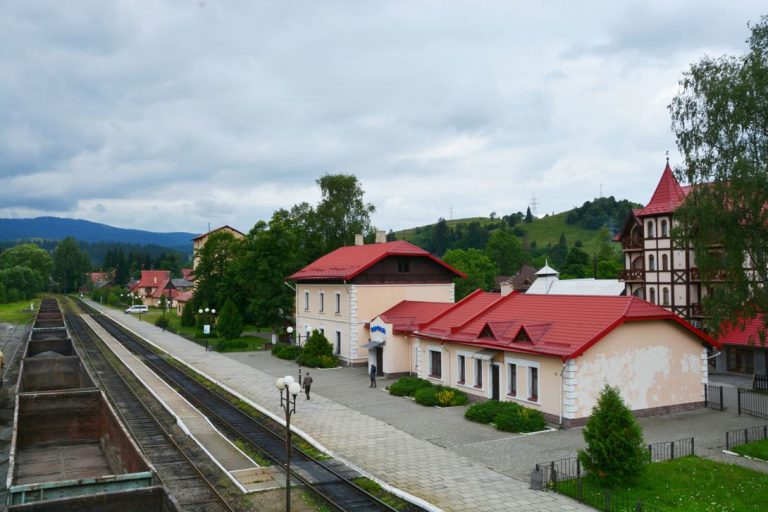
[388,376,433,397]
[272,344,302,360]
[180,302,196,327]
[465,400,520,423]
[578,385,647,488]
[414,387,439,406]
[494,407,546,433]
[154,316,169,330]
[434,386,468,406]
[298,354,338,368]
[218,339,248,352]
[297,330,336,367]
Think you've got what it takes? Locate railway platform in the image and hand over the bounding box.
[87,301,589,512]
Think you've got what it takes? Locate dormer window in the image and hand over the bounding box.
[397,258,410,273]
[514,329,531,343]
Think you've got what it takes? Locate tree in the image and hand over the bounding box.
[52,237,91,293]
[315,174,376,252]
[561,247,590,278]
[578,385,647,488]
[485,229,526,275]
[296,329,337,368]
[181,301,196,327]
[193,231,242,313]
[0,243,54,286]
[524,207,533,223]
[431,218,450,256]
[670,16,768,339]
[218,299,243,340]
[443,248,499,300]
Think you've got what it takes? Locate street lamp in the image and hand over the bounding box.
[275,375,301,512]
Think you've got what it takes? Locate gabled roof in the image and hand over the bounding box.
[636,163,691,217]
[134,270,171,289]
[287,241,466,281]
[376,301,454,333]
[527,277,625,296]
[175,290,194,303]
[150,279,180,299]
[418,290,502,335]
[414,293,717,359]
[192,225,245,241]
[718,314,767,346]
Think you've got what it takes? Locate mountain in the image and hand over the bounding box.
[0,217,198,252]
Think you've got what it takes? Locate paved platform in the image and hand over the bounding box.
[81,315,280,493]
[88,302,589,511]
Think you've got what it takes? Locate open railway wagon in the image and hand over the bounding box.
[6,299,179,511]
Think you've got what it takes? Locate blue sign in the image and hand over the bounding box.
[371,325,386,334]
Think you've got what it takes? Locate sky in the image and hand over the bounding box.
[1,1,765,236]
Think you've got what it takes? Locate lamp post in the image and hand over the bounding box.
[287,326,301,385]
[275,375,301,512]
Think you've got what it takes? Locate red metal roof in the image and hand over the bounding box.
[377,301,454,333]
[134,270,171,289]
[718,314,767,346]
[414,293,717,359]
[149,279,179,299]
[636,163,691,217]
[287,241,466,281]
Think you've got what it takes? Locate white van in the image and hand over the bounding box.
[125,304,149,314]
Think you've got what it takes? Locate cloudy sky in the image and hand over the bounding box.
[1,1,764,235]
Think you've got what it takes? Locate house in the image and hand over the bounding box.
[498,264,537,295]
[288,232,465,366]
[192,225,245,271]
[175,290,195,316]
[717,315,768,375]
[129,270,171,306]
[615,161,701,323]
[525,262,625,296]
[369,291,718,426]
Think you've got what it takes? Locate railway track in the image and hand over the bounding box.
[65,308,234,512]
[80,301,419,512]
[1,321,29,388]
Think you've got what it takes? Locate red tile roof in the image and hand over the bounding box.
[175,290,194,303]
[718,314,767,346]
[636,163,691,217]
[287,241,466,281]
[377,301,454,333]
[149,279,179,299]
[133,270,171,289]
[413,292,717,359]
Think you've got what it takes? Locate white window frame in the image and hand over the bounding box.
[428,348,442,379]
[335,331,341,354]
[304,291,309,311]
[319,291,325,313]
[457,354,466,384]
[507,362,517,397]
[334,292,341,314]
[528,366,539,402]
[474,358,483,388]
[505,357,540,404]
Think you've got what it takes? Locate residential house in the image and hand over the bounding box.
[288,232,465,366]
[718,315,768,375]
[129,270,171,306]
[370,291,718,426]
[192,225,245,272]
[497,264,537,295]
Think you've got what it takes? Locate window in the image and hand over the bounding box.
[335,331,341,354]
[397,258,410,273]
[529,367,538,401]
[319,328,325,337]
[661,220,669,237]
[648,254,656,271]
[457,355,466,384]
[475,359,483,388]
[319,292,325,312]
[647,221,655,239]
[303,291,309,311]
[429,350,442,378]
[649,288,656,304]
[334,292,341,314]
[662,254,669,271]
[508,363,517,396]
[662,287,670,306]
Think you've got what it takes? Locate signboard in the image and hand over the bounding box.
[203,324,211,335]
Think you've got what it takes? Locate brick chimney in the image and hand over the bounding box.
[355,234,364,246]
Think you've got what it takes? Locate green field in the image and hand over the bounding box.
[0,299,40,324]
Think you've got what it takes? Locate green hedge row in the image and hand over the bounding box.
[464,400,547,433]
[388,377,468,407]
[272,344,303,360]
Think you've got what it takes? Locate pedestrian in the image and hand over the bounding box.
[369,364,377,388]
[303,372,313,400]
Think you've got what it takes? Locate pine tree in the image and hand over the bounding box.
[578,385,647,488]
[218,299,243,340]
[524,207,533,223]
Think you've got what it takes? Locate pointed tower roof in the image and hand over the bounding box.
[636,162,690,217]
[535,260,559,277]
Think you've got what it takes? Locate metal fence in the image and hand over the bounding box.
[738,388,768,419]
[754,374,768,392]
[533,438,694,511]
[726,424,768,450]
[704,384,724,411]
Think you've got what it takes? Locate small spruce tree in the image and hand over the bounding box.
[578,384,647,488]
[218,299,243,340]
[181,301,196,327]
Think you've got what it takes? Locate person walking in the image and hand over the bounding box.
[369,364,377,388]
[303,372,313,400]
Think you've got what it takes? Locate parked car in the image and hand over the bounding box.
[125,304,149,314]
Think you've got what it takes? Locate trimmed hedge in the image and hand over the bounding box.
[389,377,468,407]
[217,339,249,352]
[388,376,433,397]
[298,354,338,368]
[464,399,546,433]
[272,344,302,360]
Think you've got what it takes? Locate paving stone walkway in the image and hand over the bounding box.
[90,302,589,511]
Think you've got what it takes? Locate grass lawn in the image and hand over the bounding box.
[732,438,768,461]
[0,299,39,324]
[556,456,768,511]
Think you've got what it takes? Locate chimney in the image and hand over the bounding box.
[375,230,386,244]
[354,234,364,246]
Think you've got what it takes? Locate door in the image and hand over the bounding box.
[376,347,384,375]
[491,364,500,400]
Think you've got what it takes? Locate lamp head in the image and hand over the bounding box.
[288,382,301,397]
[275,378,285,390]
[286,326,294,334]
[283,375,295,386]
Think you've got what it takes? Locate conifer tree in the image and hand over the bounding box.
[218,299,243,340]
[578,385,646,488]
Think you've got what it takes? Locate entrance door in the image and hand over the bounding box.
[491,364,500,400]
[376,347,384,375]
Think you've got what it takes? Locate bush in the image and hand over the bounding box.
[388,376,433,397]
[414,387,439,406]
[434,386,468,406]
[272,344,302,360]
[181,302,196,327]
[465,400,520,423]
[296,330,337,367]
[217,339,249,352]
[578,385,647,488]
[494,407,546,433]
[298,354,338,368]
[154,316,169,330]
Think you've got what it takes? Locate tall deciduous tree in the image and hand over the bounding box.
[443,248,498,300]
[485,228,527,276]
[52,237,91,293]
[315,173,376,252]
[193,231,242,312]
[0,243,54,286]
[670,16,768,339]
